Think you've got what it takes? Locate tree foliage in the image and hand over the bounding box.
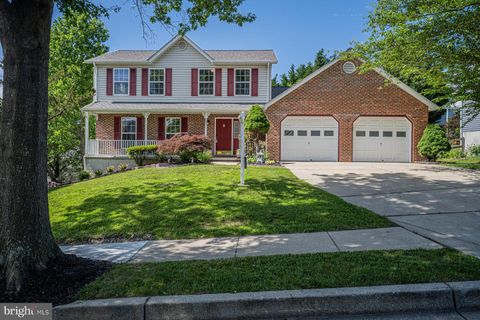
[349,0,480,115]
[418,124,451,161]
[245,105,270,153]
[273,49,334,87]
[48,11,109,182]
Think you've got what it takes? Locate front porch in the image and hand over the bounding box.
[83,110,244,158]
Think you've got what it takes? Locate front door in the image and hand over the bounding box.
[216,119,232,153]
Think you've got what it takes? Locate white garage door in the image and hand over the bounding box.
[353,117,411,162]
[281,116,338,161]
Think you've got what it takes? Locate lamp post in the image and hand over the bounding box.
[239,111,246,186]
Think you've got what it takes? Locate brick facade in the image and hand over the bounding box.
[265,60,429,162]
[95,113,240,153]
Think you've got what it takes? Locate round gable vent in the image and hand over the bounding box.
[178,40,187,50]
[342,61,356,74]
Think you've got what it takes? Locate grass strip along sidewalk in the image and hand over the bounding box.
[77,248,480,300]
[49,165,392,243]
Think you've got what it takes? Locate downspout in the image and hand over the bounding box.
[93,62,98,102]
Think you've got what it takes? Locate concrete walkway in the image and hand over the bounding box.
[284,162,480,258]
[61,227,440,263]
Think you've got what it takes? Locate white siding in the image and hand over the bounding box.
[96,41,270,104]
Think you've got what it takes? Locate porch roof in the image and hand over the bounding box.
[81,101,254,114]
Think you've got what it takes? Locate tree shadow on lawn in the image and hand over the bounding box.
[51,175,391,244]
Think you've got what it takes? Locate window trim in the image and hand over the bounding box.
[164,117,182,139]
[234,67,252,97]
[198,68,215,96]
[148,68,166,96]
[113,68,130,96]
[121,117,137,141]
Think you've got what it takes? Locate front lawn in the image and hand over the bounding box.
[438,156,480,170]
[77,248,480,299]
[49,165,392,243]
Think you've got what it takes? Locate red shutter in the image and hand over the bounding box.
[142,68,148,96]
[191,68,198,96]
[130,68,137,96]
[136,117,144,140]
[166,68,172,96]
[181,117,188,134]
[106,68,113,96]
[252,68,258,96]
[227,68,234,96]
[215,68,222,96]
[113,116,121,140]
[157,117,165,140]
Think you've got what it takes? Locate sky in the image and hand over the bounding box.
[53,0,376,77]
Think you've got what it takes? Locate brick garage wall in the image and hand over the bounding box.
[265,60,429,162]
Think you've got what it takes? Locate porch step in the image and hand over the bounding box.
[212,156,239,162]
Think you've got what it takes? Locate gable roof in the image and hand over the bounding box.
[264,59,438,111]
[85,35,277,64]
[147,35,213,62]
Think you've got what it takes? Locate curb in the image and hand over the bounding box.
[53,281,480,320]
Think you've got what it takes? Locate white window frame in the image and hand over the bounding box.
[121,117,137,141]
[165,117,181,139]
[198,68,215,96]
[113,68,129,96]
[234,68,251,96]
[148,68,165,96]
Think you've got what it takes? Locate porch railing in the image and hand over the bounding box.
[86,139,160,156]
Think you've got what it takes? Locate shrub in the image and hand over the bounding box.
[94,169,103,177]
[127,145,158,166]
[118,163,128,172]
[417,124,451,161]
[106,166,115,174]
[440,148,465,159]
[245,105,270,154]
[158,135,211,163]
[468,144,480,157]
[156,152,167,163]
[265,159,276,165]
[78,170,90,181]
[196,151,212,163]
[247,155,256,163]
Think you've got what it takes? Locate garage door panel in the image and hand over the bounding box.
[353,117,411,163]
[281,117,338,161]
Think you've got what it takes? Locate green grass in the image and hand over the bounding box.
[77,248,480,300]
[49,165,392,243]
[438,156,480,170]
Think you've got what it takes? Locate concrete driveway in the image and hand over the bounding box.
[284,162,480,257]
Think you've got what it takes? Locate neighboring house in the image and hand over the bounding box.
[82,35,277,170]
[459,102,480,149]
[264,59,437,162]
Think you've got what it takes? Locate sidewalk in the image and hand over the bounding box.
[61,227,441,263]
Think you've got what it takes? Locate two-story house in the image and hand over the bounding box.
[82,35,277,170]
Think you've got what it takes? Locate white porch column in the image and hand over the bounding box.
[202,112,210,136]
[143,112,150,143]
[84,111,89,154]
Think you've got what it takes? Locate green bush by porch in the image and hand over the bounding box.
[77,248,480,299]
[49,165,392,243]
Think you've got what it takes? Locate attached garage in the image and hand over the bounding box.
[281,116,338,161]
[353,117,411,162]
[265,59,435,162]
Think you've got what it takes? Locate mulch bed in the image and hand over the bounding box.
[0,254,112,306]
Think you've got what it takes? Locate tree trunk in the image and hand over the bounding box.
[0,0,61,291]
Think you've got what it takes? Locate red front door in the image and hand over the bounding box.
[216,119,232,152]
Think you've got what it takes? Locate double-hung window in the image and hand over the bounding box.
[114,68,129,95]
[235,69,250,95]
[149,68,165,95]
[199,69,214,95]
[121,117,136,141]
[165,118,181,139]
